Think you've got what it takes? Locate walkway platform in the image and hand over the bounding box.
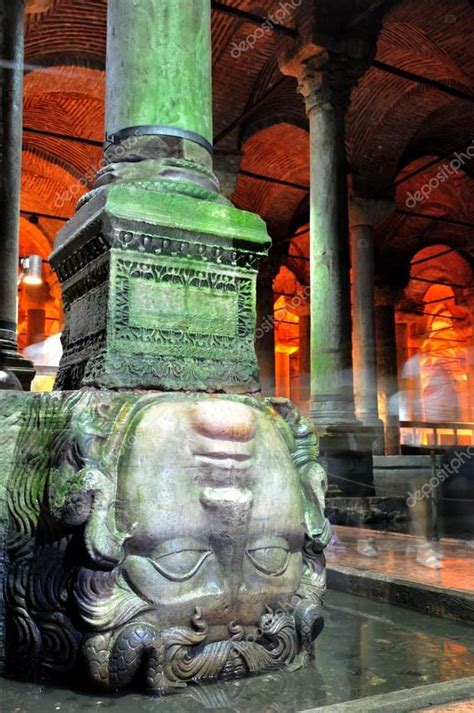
[326,525,474,623]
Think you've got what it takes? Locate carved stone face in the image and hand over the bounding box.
[116,398,305,640]
[2,391,328,694]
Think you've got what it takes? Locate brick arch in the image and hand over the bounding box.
[25,0,107,66]
[233,122,309,238]
[375,149,474,283]
[399,103,474,176]
[24,66,105,141]
[19,216,52,257]
[349,2,473,189]
[21,150,80,217]
[239,78,307,145]
[402,244,473,307]
[23,66,104,186]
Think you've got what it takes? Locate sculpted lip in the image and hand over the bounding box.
[193,450,253,470]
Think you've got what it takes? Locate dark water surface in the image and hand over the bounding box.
[2,590,474,712]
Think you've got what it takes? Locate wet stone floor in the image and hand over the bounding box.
[2,591,474,713]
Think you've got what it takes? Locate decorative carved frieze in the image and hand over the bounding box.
[50,186,270,392]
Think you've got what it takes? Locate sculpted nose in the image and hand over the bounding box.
[189,400,256,442]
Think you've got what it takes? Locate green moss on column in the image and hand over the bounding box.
[106,0,212,143]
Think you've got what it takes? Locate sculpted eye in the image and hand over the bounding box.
[247,546,290,577]
[149,549,211,582]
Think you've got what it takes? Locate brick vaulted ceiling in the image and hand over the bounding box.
[21,0,474,291]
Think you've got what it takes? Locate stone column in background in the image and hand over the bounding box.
[375,288,402,454]
[349,195,393,452]
[0,0,34,389]
[396,321,410,423]
[298,310,311,411]
[280,49,377,496]
[255,258,277,397]
[213,151,242,200]
[26,309,46,346]
[463,287,474,423]
[297,56,359,428]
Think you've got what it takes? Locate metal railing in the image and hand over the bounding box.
[400,420,474,447]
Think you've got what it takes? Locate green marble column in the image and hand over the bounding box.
[102,0,215,181]
[51,0,270,392]
[106,0,212,146]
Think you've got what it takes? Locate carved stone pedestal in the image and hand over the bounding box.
[50,185,269,393]
[0,390,329,694]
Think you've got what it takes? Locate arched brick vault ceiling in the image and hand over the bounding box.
[400,245,473,308]
[373,156,474,285]
[23,67,104,181]
[233,123,309,238]
[25,0,107,67]
[400,103,474,177]
[348,0,474,190]
[21,150,79,218]
[239,75,307,144]
[211,1,299,146]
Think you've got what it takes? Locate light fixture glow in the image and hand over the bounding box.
[22,254,43,285]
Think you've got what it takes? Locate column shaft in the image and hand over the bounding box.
[0,0,24,344]
[349,196,392,440]
[0,0,34,389]
[106,0,212,144]
[300,61,357,426]
[299,313,311,409]
[351,222,379,423]
[255,264,276,396]
[376,304,401,454]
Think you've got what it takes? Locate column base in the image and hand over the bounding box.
[358,416,385,455]
[315,423,376,497]
[0,336,35,391]
[310,398,360,427]
[50,183,270,392]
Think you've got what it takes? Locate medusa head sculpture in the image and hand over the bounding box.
[1,390,330,694]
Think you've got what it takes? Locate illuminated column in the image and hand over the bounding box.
[279,47,376,494]
[349,197,392,447]
[27,309,46,346]
[406,320,423,422]
[397,322,410,422]
[298,311,311,409]
[297,56,360,428]
[375,288,401,454]
[464,287,474,423]
[255,260,277,396]
[0,0,34,389]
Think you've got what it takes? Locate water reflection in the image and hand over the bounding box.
[2,591,474,713]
